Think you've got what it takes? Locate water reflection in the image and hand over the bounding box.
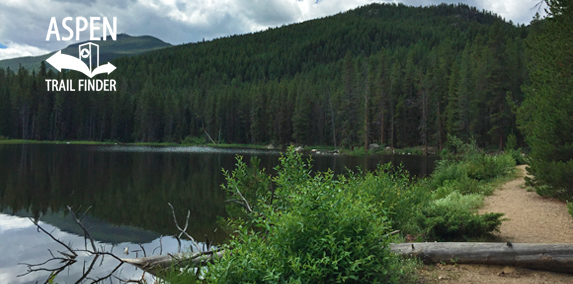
[0,213,192,284]
[0,144,231,243]
[0,144,437,283]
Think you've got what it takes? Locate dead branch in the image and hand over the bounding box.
[233,185,253,213]
[383,230,401,237]
[22,203,216,283]
[19,207,131,284]
[167,202,201,252]
[122,250,226,274]
[67,205,97,252]
[226,198,254,213]
[31,217,77,258]
[87,260,124,283]
[18,219,78,279]
[75,255,99,284]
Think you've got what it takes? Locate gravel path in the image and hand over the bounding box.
[479,165,573,243]
[419,165,573,284]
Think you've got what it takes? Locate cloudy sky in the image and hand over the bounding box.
[0,0,544,60]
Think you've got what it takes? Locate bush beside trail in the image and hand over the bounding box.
[162,139,516,283]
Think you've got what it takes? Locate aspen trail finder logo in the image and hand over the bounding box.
[47,43,116,77]
[44,17,117,92]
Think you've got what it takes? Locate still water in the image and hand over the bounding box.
[0,144,437,283]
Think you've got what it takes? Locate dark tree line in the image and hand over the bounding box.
[517,0,573,197]
[0,3,529,150]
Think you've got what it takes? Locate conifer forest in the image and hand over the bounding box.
[0,3,534,150]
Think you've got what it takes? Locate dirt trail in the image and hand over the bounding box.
[479,165,573,243]
[420,165,573,283]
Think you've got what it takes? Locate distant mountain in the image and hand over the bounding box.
[0,34,170,71]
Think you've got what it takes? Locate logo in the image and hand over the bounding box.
[44,17,117,92]
[46,42,116,78]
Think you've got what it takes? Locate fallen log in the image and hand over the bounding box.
[391,242,573,274]
[123,243,573,275]
[121,250,224,275]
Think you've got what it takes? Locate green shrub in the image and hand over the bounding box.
[418,192,503,241]
[432,178,493,199]
[433,191,484,210]
[534,184,555,197]
[507,149,526,165]
[441,134,481,160]
[504,133,526,165]
[465,154,516,181]
[567,201,573,221]
[158,266,199,284]
[505,133,518,151]
[349,163,431,235]
[168,140,516,282]
[220,156,272,224]
[528,159,573,199]
[433,142,515,188]
[206,147,418,283]
[431,160,469,188]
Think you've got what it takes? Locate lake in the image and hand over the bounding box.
[0,144,437,283]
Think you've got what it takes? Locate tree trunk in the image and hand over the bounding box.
[390,102,394,150]
[328,89,337,149]
[390,242,573,274]
[380,95,384,146]
[364,73,368,154]
[123,243,573,276]
[437,99,442,151]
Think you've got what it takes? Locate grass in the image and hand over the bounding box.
[487,169,521,189]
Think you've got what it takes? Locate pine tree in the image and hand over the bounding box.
[485,22,512,150]
[517,0,573,196]
[388,61,402,150]
[445,60,459,137]
[292,79,312,145]
[340,52,361,148]
[456,43,472,141]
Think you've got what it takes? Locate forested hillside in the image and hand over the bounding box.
[0,3,529,149]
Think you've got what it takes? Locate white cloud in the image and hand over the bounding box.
[296,0,377,21]
[0,214,35,232]
[0,0,542,60]
[481,0,542,24]
[0,42,50,60]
